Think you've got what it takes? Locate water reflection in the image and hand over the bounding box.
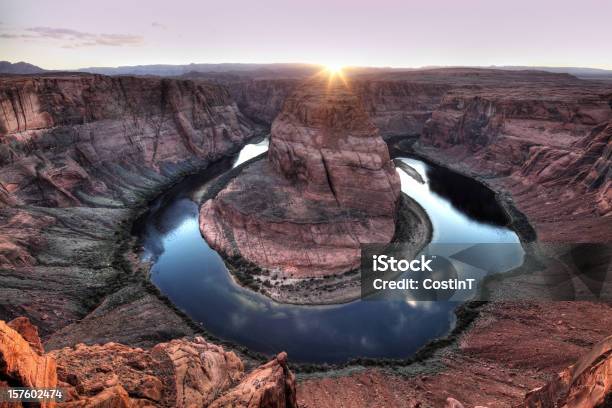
[234,137,269,166]
[397,158,519,244]
[136,141,521,363]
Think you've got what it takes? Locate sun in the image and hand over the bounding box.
[316,62,349,87]
[324,63,344,75]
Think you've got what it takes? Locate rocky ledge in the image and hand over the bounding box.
[199,77,430,303]
[0,317,297,407]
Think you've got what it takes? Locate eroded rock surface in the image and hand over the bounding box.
[200,78,401,282]
[0,73,254,344]
[420,80,612,240]
[523,334,612,408]
[1,317,296,408]
[0,319,57,407]
[1,68,611,408]
[209,352,297,408]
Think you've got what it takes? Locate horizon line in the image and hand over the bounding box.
[3,59,612,73]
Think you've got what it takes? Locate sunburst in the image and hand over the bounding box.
[317,63,349,88]
[324,63,344,76]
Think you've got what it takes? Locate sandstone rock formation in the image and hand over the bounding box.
[0,74,254,344]
[209,352,297,408]
[353,79,450,137]
[0,319,57,408]
[200,77,401,281]
[1,317,296,408]
[220,68,588,138]
[523,334,612,408]
[7,316,44,354]
[0,74,252,208]
[226,79,298,125]
[420,78,612,240]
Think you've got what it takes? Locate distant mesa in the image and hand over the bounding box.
[0,61,46,74]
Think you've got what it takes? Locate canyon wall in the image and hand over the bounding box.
[421,83,612,240]
[0,73,256,346]
[352,80,450,136]
[218,70,612,242]
[0,74,253,208]
[225,79,298,125]
[0,73,300,407]
[268,78,401,215]
[223,77,449,136]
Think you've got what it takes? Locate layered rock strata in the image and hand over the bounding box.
[200,78,402,283]
[420,83,612,240]
[0,73,253,345]
[218,68,586,137]
[0,317,297,408]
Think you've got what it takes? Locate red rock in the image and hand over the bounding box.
[420,81,612,239]
[0,74,252,210]
[268,78,400,214]
[209,353,297,408]
[523,334,612,408]
[1,68,611,408]
[0,320,57,407]
[49,331,296,407]
[0,209,54,267]
[200,77,400,279]
[8,316,44,354]
[151,337,244,407]
[0,73,254,343]
[62,385,135,408]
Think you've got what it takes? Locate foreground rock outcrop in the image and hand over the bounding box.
[523,334,612,408]
[0,318,57,408]
[1,317,296,407]
[199,77,407,302]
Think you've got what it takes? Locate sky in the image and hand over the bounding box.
[1,0,611,70]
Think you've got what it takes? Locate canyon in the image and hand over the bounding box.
[0,74,300,406]
[198,77,433,303]
[223,68,611,237]
[0,68,611,407]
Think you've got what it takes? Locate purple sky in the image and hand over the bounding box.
[1,0,611,70]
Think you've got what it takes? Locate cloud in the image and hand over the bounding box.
[0,26,144,48]
[0,33,36,39]
[27,26,94,40]
[151,22,167,30]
